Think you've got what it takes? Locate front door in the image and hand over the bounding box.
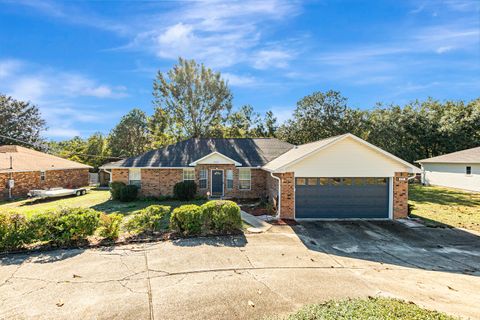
[211,170,224,196]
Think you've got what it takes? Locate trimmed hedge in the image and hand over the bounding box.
[110,182,139,202]
[173,181,197,201]
[169,200,242,236]
[170,204,204,235]
[202,200,242,233]
[124,205,171,233]
[0,208,101,251]
[98,213,123,239]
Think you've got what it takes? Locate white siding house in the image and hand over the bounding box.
[417,147,480,192]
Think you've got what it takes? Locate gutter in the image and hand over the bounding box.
[270,172,281,219]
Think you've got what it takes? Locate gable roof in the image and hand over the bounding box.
[263,133,420,173]
[417,146,480,164]
[0,145,92,173]
[101,138,294,169]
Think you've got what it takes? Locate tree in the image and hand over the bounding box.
[261,111,278,138]
[277,90,364,144]
[152,58,233,140]
[107,108,150,157]
[226,105,261,137]
[84,132,107,168]
[0,94,46,149]
[148,107,175,149]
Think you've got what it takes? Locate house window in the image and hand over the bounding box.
[199,169,207,189]
[40,171,46,181]
[238,168,251,190]
[296,178,306,185]
[466,166,472,175]
[183,168,195,181]
[129,168,141,187]
[307,178,317,185]
[226,170,233,189]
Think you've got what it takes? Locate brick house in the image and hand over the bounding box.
[0,145,91,200]
[101,133,420,220]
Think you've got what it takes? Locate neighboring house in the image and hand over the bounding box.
[0,145,91,200]
[417,146,480,192]
[100,133,420,220]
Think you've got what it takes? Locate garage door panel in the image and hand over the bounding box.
[295,178,389,219]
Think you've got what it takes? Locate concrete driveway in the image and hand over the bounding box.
[1,221,479,320]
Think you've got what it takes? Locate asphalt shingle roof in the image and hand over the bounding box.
[417,146,480,164]
[0,145,92,173]
[102,138,294,168]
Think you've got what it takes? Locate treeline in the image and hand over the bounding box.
[1,58,479,168]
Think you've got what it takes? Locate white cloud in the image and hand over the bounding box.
[0,59,23,78]
[8,77,48,102]
[252,49,292,69]
[222,73,256,87]
[269,106,294,124]
[45,127,81,138]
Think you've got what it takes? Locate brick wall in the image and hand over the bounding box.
[393,172,409,219]
[111,169,129,184]
[140,169,183,197]
[266,172,279,209]
[0,169,89,200]
[276,172,295,220]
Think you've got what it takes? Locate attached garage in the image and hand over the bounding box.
[295,177,390,219]
[263,133,421,220]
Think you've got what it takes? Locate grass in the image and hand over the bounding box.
[272,297,456,320]
[409,184,480,232]
[0,189,208,217]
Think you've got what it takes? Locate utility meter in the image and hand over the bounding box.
[8,179,14,188]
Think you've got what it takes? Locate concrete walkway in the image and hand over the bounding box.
[241,211,272,233]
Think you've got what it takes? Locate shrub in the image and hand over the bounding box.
[173,181,197,201]
[124,205,171,233]
[28,212,57,241]
[50,208,101,244]
[110,182,139,202]
[170,204,204,235]
[201,200,242,233]
[0,212,32,251]
[110,181,126,200]
[98,213,123,239]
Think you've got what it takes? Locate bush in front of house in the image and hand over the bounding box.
[0,212,33,251]
[201,200,242,234]
[173,181,197,201]
[110,182,139,202]
[124,205,171,234]
[170,204,204,235]
[49,208,101,244]
[98,213,123,239]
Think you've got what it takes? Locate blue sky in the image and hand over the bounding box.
[0,0,479,140]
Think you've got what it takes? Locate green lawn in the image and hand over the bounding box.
[272,297,456,320]
[0,189,207,216]
[409,184,480,232]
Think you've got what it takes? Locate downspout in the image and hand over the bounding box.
[270,171,281,219]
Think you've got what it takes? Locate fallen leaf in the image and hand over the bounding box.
[56,301,64,307]
[447,286,458,291]
[248,300,255,307]
[72,274,81,278]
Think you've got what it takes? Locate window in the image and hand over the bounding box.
[183,168,195,181]
[343,178,353,186]
[239,168,251,190]
[40,171,46,181]
[331,178,342,186]
[129,169,141,187]
[466,166,472,175]
[376,178,387,185]
[319,178,329,186]
[366,177,376,185]
[354,177,364,185]
[296,178,306,185]
[226,170,234,189]
[199,169,207,189]
[307,178,317,185]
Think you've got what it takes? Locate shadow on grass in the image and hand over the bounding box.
[90,199,209,215]
[409,184,480,207]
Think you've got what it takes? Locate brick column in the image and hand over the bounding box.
[279,172,295,219]
[393,172,409,219]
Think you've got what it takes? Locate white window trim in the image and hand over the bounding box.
[183,168,195,181]
[129,168,142,186]
[238,168,251,191]
[226,169,234,190]
[199,169,208,189]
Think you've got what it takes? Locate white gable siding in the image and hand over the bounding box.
[195,153,236,165]
[286,137,410,177]
[422,163,480,192]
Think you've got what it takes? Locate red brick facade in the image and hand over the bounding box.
[275,172,295,219]
[0,169,89,200]
[393,172,409,219]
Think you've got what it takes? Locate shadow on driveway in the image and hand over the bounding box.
[171,234,247,248]
[293,220,480,276]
